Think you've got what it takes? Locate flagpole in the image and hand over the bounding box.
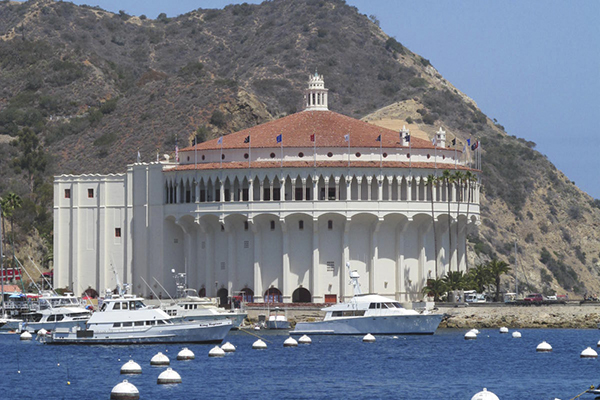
[409,133,412,170]
[454,138,457,170]
[220,141,223,169]
[194,139,197,169]
[280,131,283,169]
[379,135,382,169]
[347,134,350,168]
[313,130,316,169]
[248,136,251,169]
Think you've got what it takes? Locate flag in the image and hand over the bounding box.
[376,135,381,142]
[276,134,282,143]
[244,136,250,143]
[310,134,315,142]
[175,144,179,162]
[451,138,456,146]
[217,136,223,145]
[467,138,471,146]
[344,134,349,142]
[137,150,141,163]
[432,137,437,146]
[405,134,410,142]
[471,140,479,151]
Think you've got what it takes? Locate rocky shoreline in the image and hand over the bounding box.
[437,304,600,329]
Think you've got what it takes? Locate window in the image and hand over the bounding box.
[134,321,144,326]
[299,220,304,230]
[122,322,132,327]
[270,220,275,230]
[113,323,121,328]
[244,221,249,230]
[244,153,249,159]
[187,156,190,161]
[327,261,334,272]
[270,152,276,158]
[122,302,128,310]
[202,155,205,161]
[88,188,94,198]
[221,224,225,231]
[221,154,225,160]
[244,240,249,249]
[157,320,166,325]
[355,152,361,158]
[64,189,71,199]
[406,153,411,158]
[328,220,333,230]
[327,152,333,157]
[383,152,388,158]
[298,152,304,158]
[220,262,225,270]
[427,154,431,159]
[113,302,121,310]
[115,228,121,238]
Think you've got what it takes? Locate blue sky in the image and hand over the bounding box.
[69,0,600,199]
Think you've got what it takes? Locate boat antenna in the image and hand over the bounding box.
[140,276,164,307]
[172,269,187,299]
[0,202,4,317]
[346,262,362,296]
[27,256,57,296]
[152,276,175,302]
[112,266,123,297]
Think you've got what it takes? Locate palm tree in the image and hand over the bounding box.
[453,171,464,273]
[443,270,466,302]
[422,278,447,302]
[1,193,22,281]
[441,170,454,271]
[487,258,511,302]
[463,171,477,271]
[426,174,439,278]
[468,263,492,294]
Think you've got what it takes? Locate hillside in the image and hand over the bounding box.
[0,0,599,296]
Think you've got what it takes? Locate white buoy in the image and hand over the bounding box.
[110,379,140,400]
[221,342,236,352]
[36,328,48,338]
[298,335,312,344]
[499,327,509,334]
[157,368,181,384]
[254,325,261,331]
[150,352,170,366]
[284,337,298,347]
[512,331,521,338]
[120,360,142,375]
[536,341,552,352]
[177,348,195,360]
[208,346,225,357]
[465,331,477,340]
[252,339,267,349]
[581,347,598,359]
[470,388,500,400]
[363,333,376,343]
[597,339,600,348]
[20,331,32,341]
[470,329,480,335]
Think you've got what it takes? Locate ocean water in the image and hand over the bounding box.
[1,328,599,400]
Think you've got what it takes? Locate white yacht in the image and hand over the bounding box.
[292,264,443,335]
[46,289,232,345]
[265,308,290,329]
[19,292,92,333]
[161,289,247,328]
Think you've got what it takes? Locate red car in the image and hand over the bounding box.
[523,293,544,302]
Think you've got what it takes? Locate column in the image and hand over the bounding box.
[395,222,409,301]
[357,177,362,200]
[397,176,402,200]
[366,177,372,201]
[377,177,383,201]
[269,177,274,201]
[251,222,263,302]
[302,178,307,201]
[201,222,215,297]
[324,177,330,201]
[311,218,320,302]
[226,225,235,297]
[341,219,350,302]
[370,220,382,294]
[292,177,297,201]
[219,180,225,203]
[259,180,264,201]
[387,177,393,201]
[313,176,318,201]
[346,177,352,201]
[407,178,412,201]
[194,180,200,203]
[418,221,432,292]
[335,177,340,200]
[280,179,286,202]
[249,176,254,202]
[282,220,290,302]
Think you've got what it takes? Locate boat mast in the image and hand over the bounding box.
[1,202,5,316]
[514,239,518,297]
[346,262,362,296]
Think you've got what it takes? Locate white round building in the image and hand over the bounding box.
[53,73,480,305]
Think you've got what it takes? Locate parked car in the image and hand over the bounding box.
[523,293,544,303]
[546,295,557,301]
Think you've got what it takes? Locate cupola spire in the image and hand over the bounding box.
[304,69,329,111]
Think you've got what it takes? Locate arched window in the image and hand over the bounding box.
[292,287,312,303]
[264,288,282,303]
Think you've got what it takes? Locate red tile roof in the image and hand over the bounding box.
[181,110,435,151]
[167,161,476,172]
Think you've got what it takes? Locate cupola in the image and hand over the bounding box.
[304,69,328,111]
[435,126,446,148]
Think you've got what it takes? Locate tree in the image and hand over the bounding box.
[453,171,464,272]
[426,174,440,277]
[468,263,492,294]
[443,271,467,292]
[0,192,22,281]
[487,258,511,302]
[441,170,455,271]
[422,278,447,302]
[11,127,47,193]
[463,171,477,271]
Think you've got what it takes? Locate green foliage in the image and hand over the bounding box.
[539,247,581,291]
[10,128,47,192]
[419,57,431,67]
[231,3,254,16]
[422,278,447,302]
[100,98,118,114]
[524,233,534,243]
[422,113,436,125]
[214,79,238,88]
[48,59,86,87]
[93,132,117,147]
[591,199,600,209]
[157,12,171,23]
[179,61,205,77]
[574,245,586,265]
[405,116,413,124]
[203,10,221,21]
[384,37,405,54]
[409,77,427,88]
[194,126,209,144]
[210,110,227,128]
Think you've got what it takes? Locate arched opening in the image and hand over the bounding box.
[217,288,228,308]
[264,287,283,303]
[292,287,312,303]
[198,287,206,297]
[240,288,254,303]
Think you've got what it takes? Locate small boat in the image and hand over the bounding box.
[291,263,443,335]
[20,292,92,333]
[46,286,232,345]
[161,288,247,329]
[265,308,290,330]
